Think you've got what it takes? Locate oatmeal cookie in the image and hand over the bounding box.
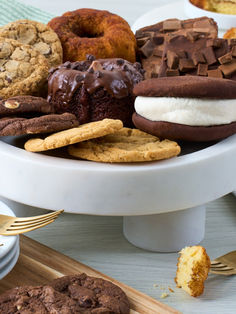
[0,37,49,99]
[24,118,123,152]
[68,127,181,163]
[0,19,63,67]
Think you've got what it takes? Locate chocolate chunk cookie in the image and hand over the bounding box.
[51,273,130,313]
[0,38,49,99]
[0,113,78,136]
[0,19,63,67]
[0,285,81,313]
[0,95,54,116]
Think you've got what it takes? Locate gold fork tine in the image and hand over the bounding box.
[7,216,61,230]
[10,211,63,227]
[210,262,227,268]
[0,210,64,235]
[13,210,64,222]
[210,260,221,265]
[209,251,236,276]
[0,219,56,236]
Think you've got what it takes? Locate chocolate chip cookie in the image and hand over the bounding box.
[51,273,130,313]
[0,113,78,136]
[0,37,49,99]
[0,19,63,67]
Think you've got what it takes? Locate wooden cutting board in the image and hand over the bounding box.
[0,236,180,314]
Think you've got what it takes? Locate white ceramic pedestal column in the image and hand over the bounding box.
[123,205,206,252]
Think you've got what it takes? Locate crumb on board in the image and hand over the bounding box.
[168,287,174,293]
[153,284,158,288]
[160,292,169,299]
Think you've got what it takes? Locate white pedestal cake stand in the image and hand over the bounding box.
[0,135,235,252]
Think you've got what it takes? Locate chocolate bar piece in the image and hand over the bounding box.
[219,60,236,77]
[207,69,223,78]
[135,17,218,79]
[167,51,179,69]
[218,52,232,65]
[197,63,208,76]
[179,58,195,72]
[202,47,217,65]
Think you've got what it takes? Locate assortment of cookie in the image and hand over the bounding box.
[0,9,234,164]
[0,8,235,163]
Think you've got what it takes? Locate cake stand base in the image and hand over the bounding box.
[123,205,206,252]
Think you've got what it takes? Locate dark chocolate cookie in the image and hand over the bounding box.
[51,273,130,313]
[0,96,54,117]
[0,285,81,313]
[133,113,236,142]
[133,76,236,99]
[0,113,79,136]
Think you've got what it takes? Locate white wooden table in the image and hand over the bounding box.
[5,0,236,313]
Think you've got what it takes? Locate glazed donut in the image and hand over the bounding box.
[48,9,137,63]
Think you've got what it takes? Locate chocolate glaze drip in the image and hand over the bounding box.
[48,67,134,105]
[47,57,144,104]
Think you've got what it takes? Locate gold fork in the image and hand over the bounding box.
[0,210,64,235]
[210,251,236,276]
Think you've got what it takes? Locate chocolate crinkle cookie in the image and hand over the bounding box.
[47,55,144,127]
[0,274,130,313]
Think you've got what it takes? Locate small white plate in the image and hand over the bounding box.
[0,201,18,259]
[0,238,19,269]
[0,245,20,280]
[184,0,236,31]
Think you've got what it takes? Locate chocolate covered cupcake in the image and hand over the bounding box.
[47,55,144,127]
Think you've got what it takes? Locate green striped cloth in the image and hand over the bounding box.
[0,0,54,25]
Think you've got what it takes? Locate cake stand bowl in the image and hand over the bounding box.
[0,135,235,252]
